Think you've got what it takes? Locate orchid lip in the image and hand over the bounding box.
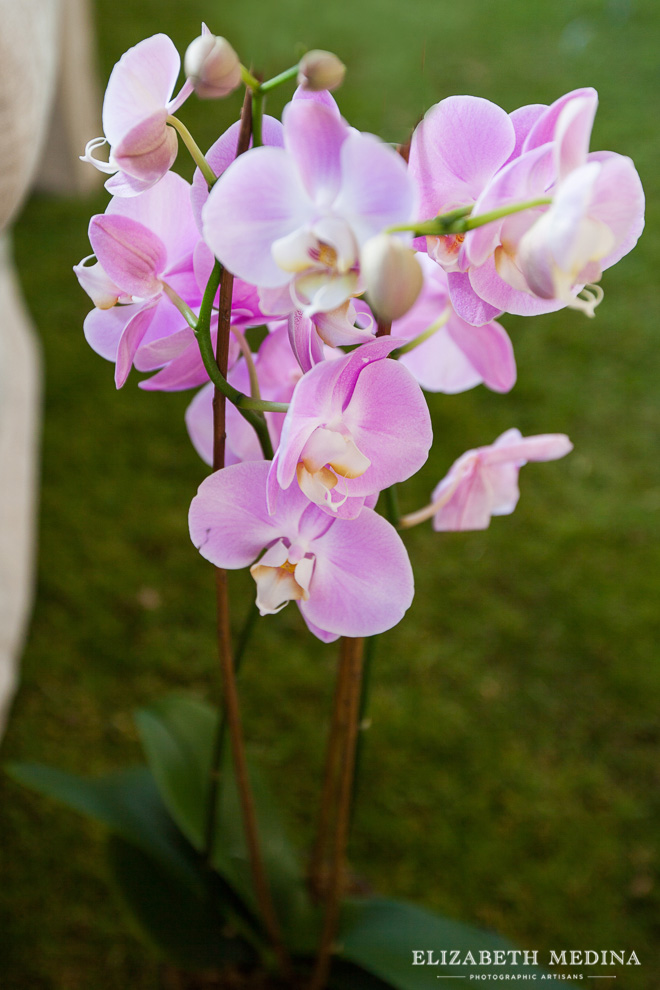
[249,539,315,615]
[80,136,118,175]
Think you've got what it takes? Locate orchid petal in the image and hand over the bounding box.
[189,462,283,567]
[554,94,598,180]
[333,131,416,247]
[89,215,166,297]
[283,98,349,206]
[190,116,284,230]
[522,87,597,156]
[505,104,547,164]
[291,85,340,115]
[447,271,504,326]
[301,508,414,637]
[115,303,158,388]
[467,257,566,317]
[202,146,316,287]
[288,311,325,373]
[103,34,181,146]
[83,305,136,362]
[112,111,178,183]
[343,357,432,493]
[409,96,515,218]
[466,143,555,268]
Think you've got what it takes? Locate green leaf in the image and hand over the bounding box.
[7,762,199,890]
[136,694,321,952]
[135,696,213,849]
[338,898,565,987]
[107,834,256,971]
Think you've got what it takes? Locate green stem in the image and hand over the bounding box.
[389,308,451,359]
[252,88,264,148]
[260,64,300,92]
[240,65,261,91]
[166,115,217,188]
[240,397,288,414]
[388,197,551,238]
[463,197,551,230]
[193,263,281,458]
[161,283,198,329]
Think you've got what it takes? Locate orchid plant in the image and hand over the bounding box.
[10,24,644,990]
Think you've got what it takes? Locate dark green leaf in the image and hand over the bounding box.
[108,834,256,971]
[135,696,213,850]
[136,694,321,952]
[7,762,199,890]
[338,897,564,987]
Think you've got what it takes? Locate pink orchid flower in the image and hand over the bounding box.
[464,90,643,319]
[409,94,518,276]
[202,89,416,319]
[392,256,516,394]
[74,171,201,387]
[268,337,432,519]
[515,153,645,316]
[189,460,414,642]
[412,88,644,324]
[81,33,193,196]
[415,429,573,531]
[408,90,588,324]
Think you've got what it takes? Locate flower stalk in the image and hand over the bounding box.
[208,86,292,979]
[309,636,365,990]
[388,197,552,239]
[166,114,217,187]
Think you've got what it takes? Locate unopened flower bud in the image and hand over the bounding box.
[184,34,241,99]
[361,234,424,321]
[297,50,346,92]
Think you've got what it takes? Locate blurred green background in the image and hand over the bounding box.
[1,0,659,986]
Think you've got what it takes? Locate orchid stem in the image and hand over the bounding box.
[166,115,217,188]
[260,64,300,92]
[309,637,365,990]
[252,88,264,147]
[161,283,199,328]
[387,197,552,238]
[390,308,451,358]
[308,644,352,902]
[193,260,277,459]
[399,470,465,529]
[240,65,261,91]
[463,197,551,231]
[207,87,292,980]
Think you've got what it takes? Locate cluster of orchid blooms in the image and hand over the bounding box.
[74,29,644,645]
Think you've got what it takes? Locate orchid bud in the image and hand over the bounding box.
[297,50,346,92]
[361,234,424,321]
[184,34,241,99]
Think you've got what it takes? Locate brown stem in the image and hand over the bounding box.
[307,643,352,901]
[308,637,365,990]
[375,318,392,337]
[210,86,292,979]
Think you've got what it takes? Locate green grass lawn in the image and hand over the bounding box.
[1,0,659,986]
